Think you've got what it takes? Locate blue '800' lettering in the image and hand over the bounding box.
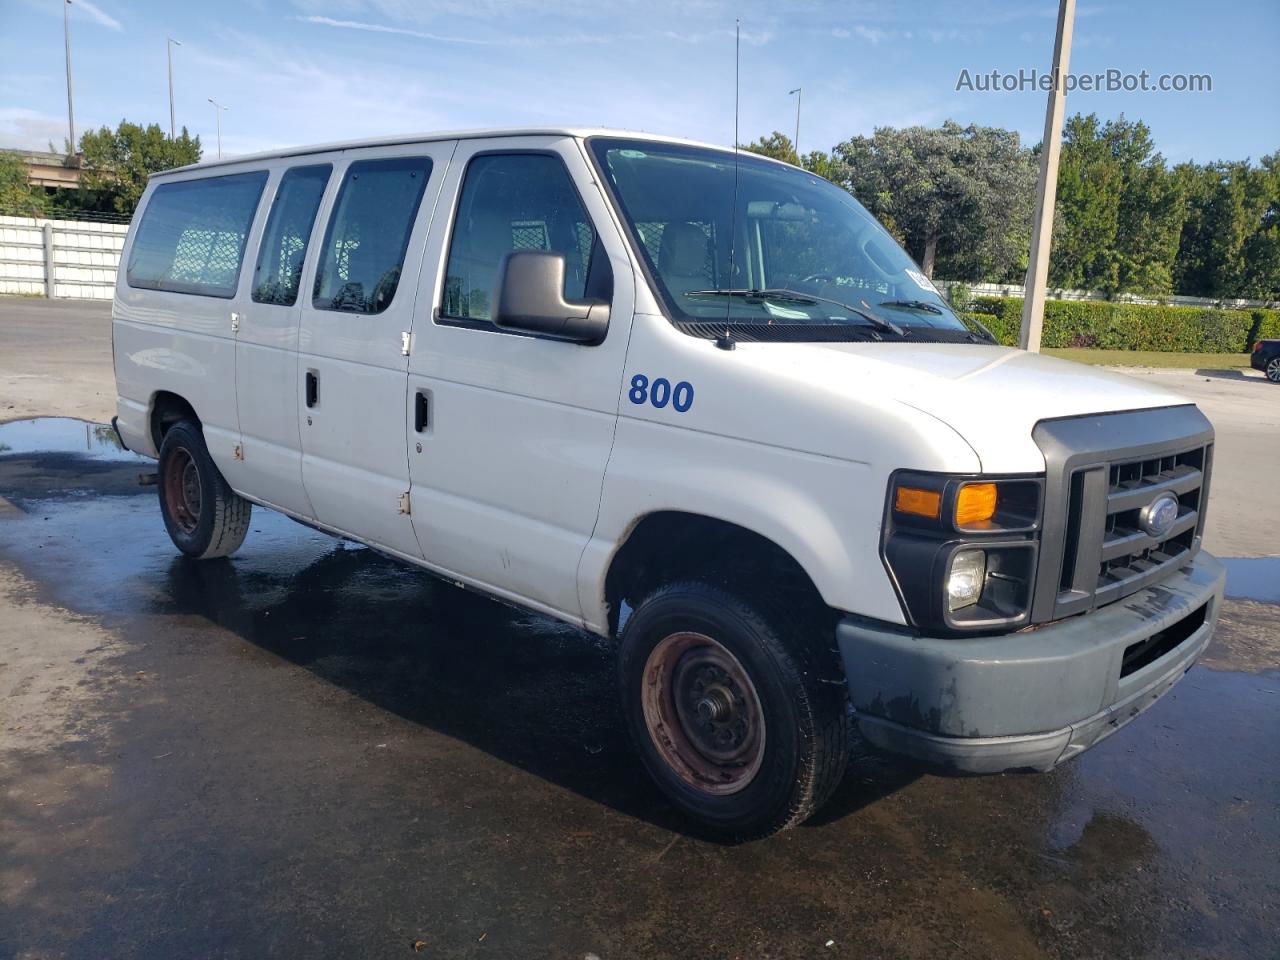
[628,374,694,414]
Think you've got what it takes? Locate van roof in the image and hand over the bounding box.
[158,127,793,177]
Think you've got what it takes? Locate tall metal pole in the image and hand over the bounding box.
[167,38,182,139]
[789,87,802,161]
[63,0,76,154]
[208,98,227,159]
[1019,0,1076,352]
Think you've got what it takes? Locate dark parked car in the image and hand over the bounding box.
[1252,339,1280,382]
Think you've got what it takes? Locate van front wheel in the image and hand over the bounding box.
[618,581,848,840]
[157,419,251,559]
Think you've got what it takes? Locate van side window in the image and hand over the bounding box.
[252,165,332,306]
[442,153,597,325]
[126,171,268,298]
[313,157,432,315]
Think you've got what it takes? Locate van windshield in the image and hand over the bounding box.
[589,137,982,343]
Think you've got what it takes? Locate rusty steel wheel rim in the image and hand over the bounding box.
[640,631,766,796]
[162,445,202,536]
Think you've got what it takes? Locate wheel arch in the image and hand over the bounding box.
[149,390,200,452]
[601,510,833,637]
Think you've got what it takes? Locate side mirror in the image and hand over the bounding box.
[492,251,609,344]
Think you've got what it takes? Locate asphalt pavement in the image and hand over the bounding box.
[1,299,1277,959]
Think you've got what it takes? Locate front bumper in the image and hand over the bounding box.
[837,551,1225,774]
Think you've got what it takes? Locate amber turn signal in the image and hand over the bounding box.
[955,483,998,527]
[894,486,941,519]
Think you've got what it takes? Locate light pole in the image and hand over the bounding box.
[62,0,76,154]
[788,87,801,161]
[207,98,228,159]
[1019,0,1076,352]
[167,38,182,139]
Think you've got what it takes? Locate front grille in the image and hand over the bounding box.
[1032,406,1215,623]
[1092,445,1208,605]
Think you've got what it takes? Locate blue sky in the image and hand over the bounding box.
[2,0,1276,164]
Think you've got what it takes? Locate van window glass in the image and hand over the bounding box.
[252,165,331,306]
[442,153,596,324]
[591,138,974,341]
[313,157,432,314]
[126,171,268,298]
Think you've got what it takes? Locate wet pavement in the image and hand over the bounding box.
[0,418,1277,959]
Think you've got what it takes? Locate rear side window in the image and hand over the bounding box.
[442,153,596,324]
[252,165,331,306]
[127,171,268,298]
[312,157,432,314]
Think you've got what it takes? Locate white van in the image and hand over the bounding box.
[112,128,1224,838]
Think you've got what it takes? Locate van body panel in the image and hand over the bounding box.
[575,313,983,629]
[230,155,343,519]
[756,341,1189,474]
[295,140,457,560]
[405,135,637,621]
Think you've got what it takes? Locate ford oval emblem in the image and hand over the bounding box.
[1139,493,1180,538]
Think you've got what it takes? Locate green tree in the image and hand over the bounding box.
[78,121,201,215]
[831,121,1036,281]
[1051,114,1184,295]
[0,150,50,216]
[743,131,799,166]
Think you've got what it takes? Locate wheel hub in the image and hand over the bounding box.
[640,631,766,796]
[162,446,203,535]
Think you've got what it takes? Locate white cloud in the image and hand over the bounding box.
[0,107,72,151]
[70,0,122,31]
[853,24,892,44]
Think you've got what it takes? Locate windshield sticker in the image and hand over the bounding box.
[905,269,940,294]
[619,150,648,159]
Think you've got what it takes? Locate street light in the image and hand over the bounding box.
[167,38,182,139]
[207,98,228,159]
[788,87,802,161]
[62,0,75,154]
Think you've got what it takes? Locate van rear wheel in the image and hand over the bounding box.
[157,419,251,559]
[618,581,849,840]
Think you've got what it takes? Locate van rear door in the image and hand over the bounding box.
[296,141,455,559]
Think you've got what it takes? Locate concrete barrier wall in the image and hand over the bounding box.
[0,215,128,300]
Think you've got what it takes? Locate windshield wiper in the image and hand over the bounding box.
[879,298,943,315]
[687,288,905,337]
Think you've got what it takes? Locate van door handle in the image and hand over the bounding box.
[414,391,429,432]
[305,371,319,408]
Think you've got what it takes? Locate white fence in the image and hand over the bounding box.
[0,214,128,300]
[931,278,1277,311]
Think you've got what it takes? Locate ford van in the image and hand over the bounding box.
[112,128,1224,838]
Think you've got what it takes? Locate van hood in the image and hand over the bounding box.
[746,341,1192,473]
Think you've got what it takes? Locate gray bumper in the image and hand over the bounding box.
[837,552,1225,774]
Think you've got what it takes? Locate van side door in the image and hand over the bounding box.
[297,142,455,559]
[406,136,636,622]
[233,160,336,519]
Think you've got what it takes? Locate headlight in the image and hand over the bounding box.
[947,549,986,611]
[882,472,1043,634]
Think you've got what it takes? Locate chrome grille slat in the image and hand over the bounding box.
[1100,509,1199,562]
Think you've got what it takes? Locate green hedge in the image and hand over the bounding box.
[962,296,1279,352]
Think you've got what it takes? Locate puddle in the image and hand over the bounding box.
[0,417,138,461]
[1,415,1279,957]
[1220,556,1280,604]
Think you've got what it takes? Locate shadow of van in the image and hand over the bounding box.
[159,546,919,840]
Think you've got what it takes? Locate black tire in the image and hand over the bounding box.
[157,419,251,559]
[618,581,849,840]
